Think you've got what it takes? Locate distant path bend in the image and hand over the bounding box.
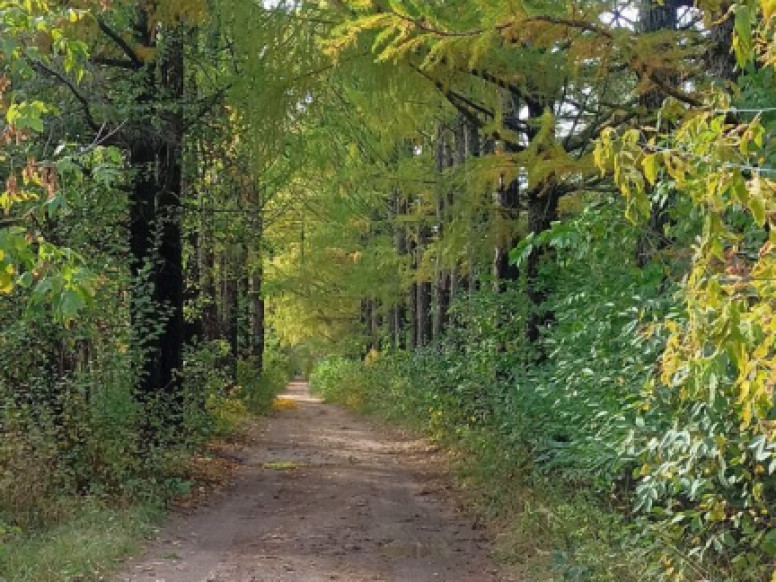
[116,379,507,582]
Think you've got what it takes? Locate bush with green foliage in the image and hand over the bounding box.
[310,200,699,580]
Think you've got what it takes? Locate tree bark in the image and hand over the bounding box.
[416,208,433,348]
[250,263,265,373]
[635,0,678,267]
[524,182,560,344]
[408,219,418,351]
[221,247,239,382]
[128,16,186,430]
[493,91,521,289]
[464,118,481,294]
[433,124,451,340]
[390,192,408,349]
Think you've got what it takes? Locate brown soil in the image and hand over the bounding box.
[115,380,511,582]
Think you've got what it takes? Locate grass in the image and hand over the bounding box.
[0,499,162,582]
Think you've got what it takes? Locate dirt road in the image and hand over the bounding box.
[116,380,506,582]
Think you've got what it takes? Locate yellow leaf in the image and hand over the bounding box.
[642,153,659,186]
[0,272,13,294]
[764,0,776,20]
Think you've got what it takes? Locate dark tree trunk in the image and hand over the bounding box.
[704,1,737,84]
[635,0,678,267]
[408,280,418,350]
[221,248,239,382]
[492,177,520,286]
[416,206,433,348]
[433,124,451,340]
[525,183,560,344]
[371,301,382,351]
[493,91,522,289]
[184,225,203,343]
[408,216,419,352]
[521,98,561,347]
[449,116,467,301]
[389,303,406,350]
[200,241,219,341]
[250,265,265,373]
[238,266,250,357]
[390,193,408,349]
[128,18,186,433]
[417,278,433,348]
[464,118,481,294]
[361,299,372,356]
[157,27,185,412]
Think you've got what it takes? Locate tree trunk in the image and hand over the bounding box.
[391,193,408,349]
[704,1,737,84]
[464,118,481,294]
[128,17,186,431]
[200,239,219,341]
[522,98,560,347]
[416,200,433,348]
[635,0,678,267]
[525,183,560,344]
[493,90,522,289]
[221,248,239,382]
[361,299,373,356]
[492,177,520,286]
[250,264,265,373]
[433,124,451,340]
[450,116,467,302]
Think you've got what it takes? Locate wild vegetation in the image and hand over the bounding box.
[0,2,292,579]
[1,0,776,580]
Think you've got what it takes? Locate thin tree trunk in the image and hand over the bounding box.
[391,192,408,349]
[493,90,521,289]
[221,247,239,382]
[250,264,265,373]
[433,124,451,340]
[465,118,481,294]
[408,215,418,351]
[450,116,467,302]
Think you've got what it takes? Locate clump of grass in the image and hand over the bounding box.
[0,499,161,582]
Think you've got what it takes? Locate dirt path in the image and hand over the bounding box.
[116,380,508,582]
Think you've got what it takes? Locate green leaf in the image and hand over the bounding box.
[733,5,754,67]
[59,287,86,322]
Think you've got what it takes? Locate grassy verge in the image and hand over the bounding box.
[310,356,657,581]
[0,500,161,582]
[451,434,654,582]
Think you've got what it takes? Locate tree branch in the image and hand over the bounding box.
[96,17,144,69]
[91,56,140,69]
[29,60,100,132]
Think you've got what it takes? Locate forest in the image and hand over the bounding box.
[1,0,776,580]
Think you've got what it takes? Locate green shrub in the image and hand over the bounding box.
[240,346,294,415]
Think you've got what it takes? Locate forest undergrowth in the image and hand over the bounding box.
[0,344,292,582]
[310,199,776,581]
